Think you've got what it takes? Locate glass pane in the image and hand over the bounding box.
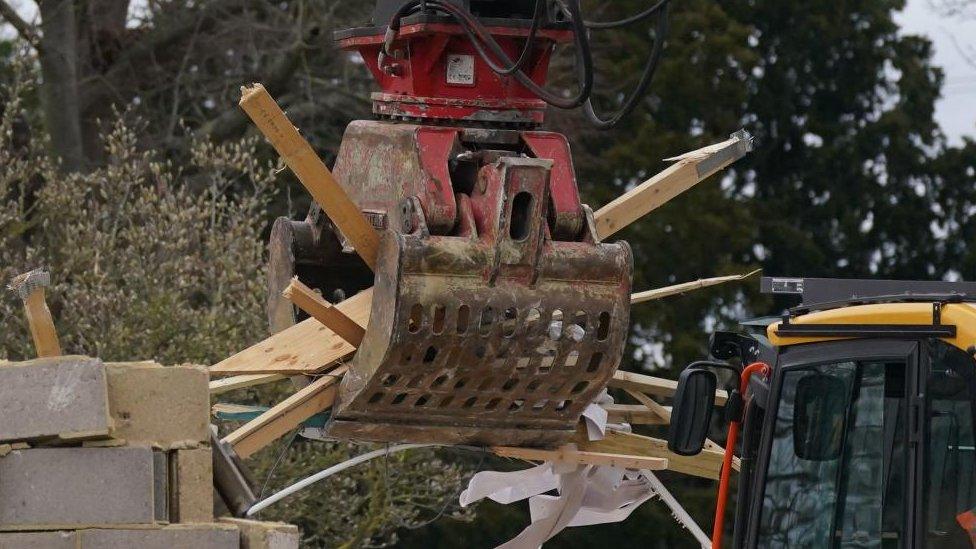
[758,359,908,549]
[836,361,907,548]
[758,362,855,548]
[923,341,976,548]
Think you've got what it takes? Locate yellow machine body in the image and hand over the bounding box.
[768,302,976,352]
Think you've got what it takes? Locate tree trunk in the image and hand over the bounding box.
[37,0,85,172]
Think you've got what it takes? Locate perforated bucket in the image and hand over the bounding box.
[327,230,632,447]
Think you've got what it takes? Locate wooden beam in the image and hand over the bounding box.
[209,374,286,395]
[239,83,380,270]
[210,288,372,376]
[631,269,762,304]
[625,389,672,421]
[576,429,725,480]
[223,366,348,459]
[9,270,61,358]
[604,404,668,425]
[22,288,61,358]
[493,445,668,471]
[610,370,728,406]
[593,131,752,240]
[283,278,365,346]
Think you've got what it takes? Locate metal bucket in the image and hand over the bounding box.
[327,157,632,447]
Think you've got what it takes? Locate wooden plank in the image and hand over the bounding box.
[625,389,673,422]
[9,271,61,358]
[282,278,365,346]
[23,289,61,358]
[223,366,348,459]
[239,83,380,270]
[209,374,286,395]
[576,430,725,480]
[610,370,728,406]
[209,288,372,376]
[604,404,667,425]
[593,131,752,240]
[492,445,668,471]
[631,269,762,304]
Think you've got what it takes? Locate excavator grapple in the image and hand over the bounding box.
[327,145,632,446]
[267,1,635,446]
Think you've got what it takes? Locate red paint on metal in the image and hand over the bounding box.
[523,132,584,240]
[339,23,573,125]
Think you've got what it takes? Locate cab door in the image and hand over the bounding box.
[747,339,918,549]
[920,339,976,548]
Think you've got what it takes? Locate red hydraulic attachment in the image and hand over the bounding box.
[336,17,572,126]
[290,5,635,447]
[712,362,770,549]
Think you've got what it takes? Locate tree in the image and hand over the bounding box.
[0,0,373,171]
[0,54,470,547]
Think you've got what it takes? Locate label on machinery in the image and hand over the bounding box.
[446,54,476,85]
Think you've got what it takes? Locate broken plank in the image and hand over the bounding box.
[210,288,372,376]
[283,278,365,346]
[577,430,725,480]
[209,374,286,395]
[240,84,380,270]
[593,130,752,240]
[223,366,347,459]
[610,370,728,406]
[631,269,761,304]
[492,445,668,471]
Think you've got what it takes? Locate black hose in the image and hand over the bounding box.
[583,1,669,130]
[493,0,544,76]
[583,0,670,30]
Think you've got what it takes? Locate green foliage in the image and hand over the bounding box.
[0,54,471,548]
[0,59,275,363]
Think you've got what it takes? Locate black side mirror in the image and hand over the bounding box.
[793,373,847,461]
[668,368,718,456]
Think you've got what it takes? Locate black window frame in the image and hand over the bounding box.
[743,338,921,549]
[918,338,976,547]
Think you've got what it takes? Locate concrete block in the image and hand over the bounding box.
[0,447,158,530]
[220,518,301,549]
[0,356,111,443]
[79,524,239,549]
[171,448,214,523]
[0,531,77,549]
[105,363,210,449]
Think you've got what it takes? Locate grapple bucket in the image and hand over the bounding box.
[327,157,632,447]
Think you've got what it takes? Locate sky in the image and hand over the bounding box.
[896,1,976,145]
[1,0,974,145]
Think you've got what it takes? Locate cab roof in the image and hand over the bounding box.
[761,277,976,352]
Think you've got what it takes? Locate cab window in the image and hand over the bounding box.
[924,340,976,548]
[757,358,908,548]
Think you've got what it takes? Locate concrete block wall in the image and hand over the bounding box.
[0,356,300,548]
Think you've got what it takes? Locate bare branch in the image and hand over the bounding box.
[0,0,41,49]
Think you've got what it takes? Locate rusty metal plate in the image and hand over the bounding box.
[328,231,632,447]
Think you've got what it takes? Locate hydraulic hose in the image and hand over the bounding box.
[583,1,670,130]
[583,0,670,29]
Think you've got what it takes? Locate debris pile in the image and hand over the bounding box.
[0,355,299,548]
